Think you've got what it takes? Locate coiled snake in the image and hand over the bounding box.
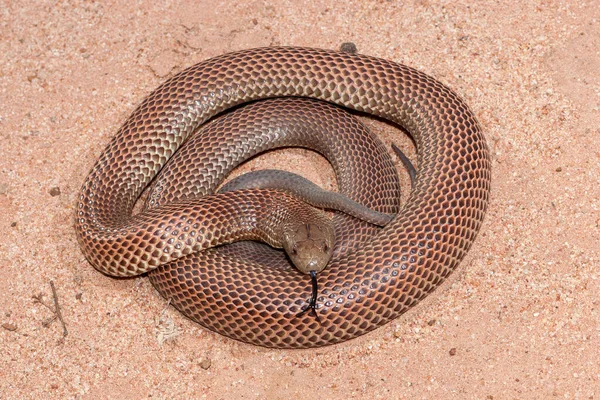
[75,47,491,348]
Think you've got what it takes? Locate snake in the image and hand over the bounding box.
[75,47,491,348]
[218,168,397,227]
[145,95,405,323]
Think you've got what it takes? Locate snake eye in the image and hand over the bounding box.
[323,244,329,252]
[291,247,298,255]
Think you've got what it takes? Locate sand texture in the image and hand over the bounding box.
[1,1,599,398]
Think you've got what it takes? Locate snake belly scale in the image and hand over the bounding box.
[75,47,491,348]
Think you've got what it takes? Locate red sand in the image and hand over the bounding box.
[1,1,598,398]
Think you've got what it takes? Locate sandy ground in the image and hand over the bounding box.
[1,0,599,398]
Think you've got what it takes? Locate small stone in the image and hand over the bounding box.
[2,323,17,331]
[10,222,17,227]
[199,358,211,370]
[555,167,562,172]
[427,319,436,326]
[49,187,61,196]
[340,42,358,54]
[449,347,457,356]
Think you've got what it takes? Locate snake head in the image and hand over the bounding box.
[283,221,335,274]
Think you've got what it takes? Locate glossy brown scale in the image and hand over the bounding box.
[144,97,401,330]
[75,47,491,348]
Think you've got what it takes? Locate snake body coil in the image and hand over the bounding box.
[76,47,491,348]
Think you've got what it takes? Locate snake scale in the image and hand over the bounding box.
[75,47,491,348]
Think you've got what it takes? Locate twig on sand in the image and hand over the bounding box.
[50,281,68,337]
[33,280,68,338]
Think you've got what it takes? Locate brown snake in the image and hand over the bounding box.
[75,47,491,348]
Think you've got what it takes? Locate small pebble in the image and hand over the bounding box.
[449,347,457,356]
[2,323,17,331]
[49,187,61,196]
[340,42,357,53]
[199,358,212,370]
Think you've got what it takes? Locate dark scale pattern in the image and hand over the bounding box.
[75,47,491,348]
[145,97,400,259]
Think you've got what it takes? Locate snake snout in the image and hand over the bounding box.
[283,221,335,275]
[287,241,331,274]
[300,256,324,275]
